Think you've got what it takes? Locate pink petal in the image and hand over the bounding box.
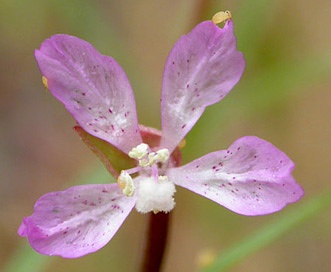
[160,20,245,153]
[167,136,304,215]
[35,35,142,154]
[18,184,135,257]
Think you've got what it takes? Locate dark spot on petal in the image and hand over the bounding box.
[52,208,59,213]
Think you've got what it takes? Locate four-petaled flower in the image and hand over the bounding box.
[18,14,303,258]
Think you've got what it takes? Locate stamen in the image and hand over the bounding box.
[129,143,170,168]
[158,175,169,182]
[212,10,232,24]
[42,76,48,89]
[179,138,186,149]
[117,171,135,196]
[147,148,170,166]
[128,143,149,160]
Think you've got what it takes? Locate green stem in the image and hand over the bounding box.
[139,212,171,272]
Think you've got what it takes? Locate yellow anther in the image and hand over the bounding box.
[117,171,135,196]
[179,138,186,149]
[42,76,49,89]
[212,10,232,24]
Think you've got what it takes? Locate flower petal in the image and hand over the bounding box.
[18,184,136,257]
[160,20,245,152]
[167,136,304,215]
[35,34,142,154]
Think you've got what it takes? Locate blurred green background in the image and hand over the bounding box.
[1,0,331,271]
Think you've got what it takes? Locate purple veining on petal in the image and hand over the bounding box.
[18,184,136,257]
[167,136,304,215]
[35,34,142,154]
[160,20,245,153]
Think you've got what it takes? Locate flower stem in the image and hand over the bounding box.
[139,212,171,272]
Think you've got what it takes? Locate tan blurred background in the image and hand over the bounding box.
[1,0,331,271]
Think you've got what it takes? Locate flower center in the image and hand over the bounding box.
[117,143,176,213]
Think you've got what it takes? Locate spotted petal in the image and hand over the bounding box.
[160,20,245,153]
[167,136,303,215]
[35,34,142,154]
[18,184,136,258]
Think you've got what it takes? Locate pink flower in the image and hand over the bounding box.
[18,18,303,258]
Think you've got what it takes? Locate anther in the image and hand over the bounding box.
[128,143,149,160]
[117,171,135,196]
[147,148,170,166]
[42,76,48,89]
[212,10,232,25]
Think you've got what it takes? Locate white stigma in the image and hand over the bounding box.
[135,176,176,214]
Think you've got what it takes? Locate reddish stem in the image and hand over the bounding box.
[139,212,171,272]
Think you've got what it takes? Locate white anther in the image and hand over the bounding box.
[128,143,149,160]
[147,148,170,166]
[158,175,169,182]
[155,149,170,163]
[117,171,135,196]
